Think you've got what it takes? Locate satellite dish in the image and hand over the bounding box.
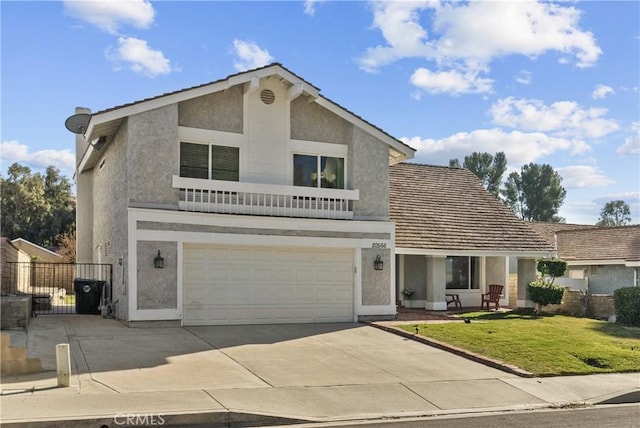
[64,113,91,134]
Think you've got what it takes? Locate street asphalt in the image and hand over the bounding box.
[0,315,638,427]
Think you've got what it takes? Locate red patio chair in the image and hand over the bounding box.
[481,284,503,310]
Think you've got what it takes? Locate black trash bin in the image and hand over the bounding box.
[74,279,106,315]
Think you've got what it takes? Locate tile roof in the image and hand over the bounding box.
[390,163,554,253]
[527,222,595,247]
[554,225,640,262]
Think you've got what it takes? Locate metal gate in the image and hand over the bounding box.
[2,262,112,316]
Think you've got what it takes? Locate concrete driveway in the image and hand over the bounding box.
[60,317,515,393]
[4,315,636,424]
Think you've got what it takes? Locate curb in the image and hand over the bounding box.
[0,411,306,428]
[370,322,535,378]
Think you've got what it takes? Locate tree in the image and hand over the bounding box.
[450,152,506,198]
[56,227,76,262]
[503,163,566,222]
[0,163,75,248]
[596,200,631,226]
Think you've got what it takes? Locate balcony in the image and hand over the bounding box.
[172,176,359,220]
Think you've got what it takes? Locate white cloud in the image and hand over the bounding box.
[489,97,619,138]
[592,84,614,100]
[0,141,75,174]
[359,1,601,95]
[410,68,493,95]
[359,1,435,73]
[556,165,615,188]
[63,0,155,35]
[401,128,589,167]
[232,39,274,71]
[304,0,325,16]
[107,37,172,77]
[514,70,532,85]
[616,122,640,155]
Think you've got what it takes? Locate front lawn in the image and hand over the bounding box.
[398,312,640,376]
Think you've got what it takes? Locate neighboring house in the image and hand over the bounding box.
[72,63,415,326]
[1,238,69,295]
[530,223,640,294]
[10,238,63,263]
[0,238,31,294]
[390,164,555,309]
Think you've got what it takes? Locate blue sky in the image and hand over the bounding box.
[2,0,639,225]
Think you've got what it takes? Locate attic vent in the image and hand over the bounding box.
[260,89,275,105]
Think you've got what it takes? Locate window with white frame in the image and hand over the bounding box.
[445,256,480,290]
[293,154,344,189]
[180,142,239,181]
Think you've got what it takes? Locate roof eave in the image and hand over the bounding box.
[396,247,556,258]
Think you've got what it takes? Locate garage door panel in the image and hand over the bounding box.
[183,245,354,325]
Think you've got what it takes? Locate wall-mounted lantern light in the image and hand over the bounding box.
[154,250,164,269]
[374,254,384,271]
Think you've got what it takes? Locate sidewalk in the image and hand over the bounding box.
[1,315,638,427]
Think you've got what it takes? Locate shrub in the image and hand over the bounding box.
[614,287,640,326]
[528,280,565,310]
[536,259,567,286]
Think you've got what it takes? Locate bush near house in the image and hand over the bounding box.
[528,281,565,309]
[528,258,567,312]
[614,287,640,326]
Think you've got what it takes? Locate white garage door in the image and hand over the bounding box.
[183,245,354,325]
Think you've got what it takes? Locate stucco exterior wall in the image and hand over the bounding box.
[349,127,389,220]
[178,86,243,133]
[76,170,94,263]
[361,248,391,306]
[572,264,635,294]
[485,256,507,287]
[403,255,427,301]
[517,258,537,307]
[92,121,129,319]
[290,97,352,144]
[128,105,179,206]
[136,241,177,310]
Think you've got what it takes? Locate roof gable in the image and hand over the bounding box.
[390,163,554,254]
[10,238,63,260]
[78,63,414,170]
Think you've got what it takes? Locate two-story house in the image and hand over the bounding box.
[72,63,415,326]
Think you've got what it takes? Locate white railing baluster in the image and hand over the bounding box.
[174,176,357,219]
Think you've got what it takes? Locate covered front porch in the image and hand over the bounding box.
[395,252,540,311]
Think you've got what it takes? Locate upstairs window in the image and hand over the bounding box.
[293,154,344,189]
[180,142,239,181]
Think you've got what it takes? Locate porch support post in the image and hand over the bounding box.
[517,258,536,308]
[425,255,447,310]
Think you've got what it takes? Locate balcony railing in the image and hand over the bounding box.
[172,176,359,220]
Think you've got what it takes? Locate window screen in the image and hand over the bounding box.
[180,142,239,181]
[180,143,209,179]
[211,146,239,181]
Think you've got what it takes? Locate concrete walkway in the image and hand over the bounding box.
[1,315,638,427]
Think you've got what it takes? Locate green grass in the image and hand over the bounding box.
[398,312,640,376]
